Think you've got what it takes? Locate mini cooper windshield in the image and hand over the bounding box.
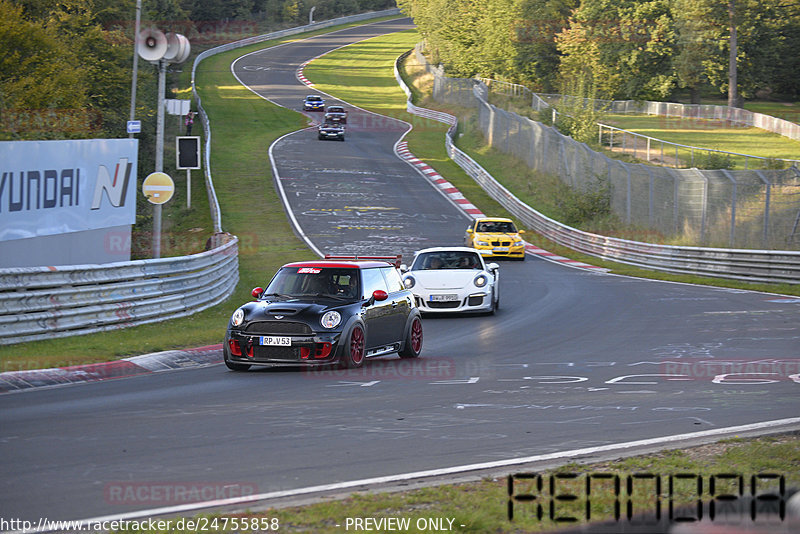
[264,267,360,300]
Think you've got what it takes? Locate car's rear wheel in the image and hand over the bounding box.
[399,316,423,358]
[342,324,365,368]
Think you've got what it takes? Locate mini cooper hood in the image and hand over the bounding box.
[247,300,336,317]
[413,270,483,289]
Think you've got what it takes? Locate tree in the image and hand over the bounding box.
[555,0,676,100]
[0,0,87,137]
[511,0,578,92]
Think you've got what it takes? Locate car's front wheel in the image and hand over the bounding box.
[399,316,423,358]
[341,323,366,368]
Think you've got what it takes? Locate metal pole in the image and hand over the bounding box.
[128,0,141,139]
[153,59,166,259]
[187,169,191,209]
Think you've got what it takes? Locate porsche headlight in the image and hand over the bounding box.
[321,311,341,329]
[403,276,416,289]
[474,274,488,287]
[231,308,245,327]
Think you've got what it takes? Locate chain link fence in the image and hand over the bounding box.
[420,49,800,250]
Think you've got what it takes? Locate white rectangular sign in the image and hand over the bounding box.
[0,139,138,242]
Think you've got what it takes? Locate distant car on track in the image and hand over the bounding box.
[303,95,325,111]
[318,120,345,141]
[324,105,347,124]
[401,247,499,314]
[464,217,526,260]
[224,256,422,371]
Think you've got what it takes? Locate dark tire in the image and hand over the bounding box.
[342,323,366,368]
[398,316,423,358]
[223,345,250,371]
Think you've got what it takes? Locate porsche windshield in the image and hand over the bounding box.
[412,251,482,270]
[265,267,360,299]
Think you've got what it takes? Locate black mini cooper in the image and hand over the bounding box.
[224,256,423,370]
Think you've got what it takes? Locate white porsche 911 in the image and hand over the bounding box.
[400,247,499,314]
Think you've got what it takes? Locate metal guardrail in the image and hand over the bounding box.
[0,236,239,345]
[397,51,800,284]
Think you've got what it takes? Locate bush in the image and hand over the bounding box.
[697,151,735,170]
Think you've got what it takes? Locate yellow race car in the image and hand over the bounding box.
[464,217,526,260]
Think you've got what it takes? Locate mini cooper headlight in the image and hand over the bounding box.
[231,308,245,327]
[403,276,415,289]
[321,311,342,329]
[474,274,488,287]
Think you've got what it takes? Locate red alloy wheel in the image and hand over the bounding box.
[410,317,422,352]
[349,325,365,366]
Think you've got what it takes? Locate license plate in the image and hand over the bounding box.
[493,247,509,252]
[260,336,291,346]
[430,294,458,302]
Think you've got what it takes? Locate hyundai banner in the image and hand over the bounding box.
[0,139,138,242]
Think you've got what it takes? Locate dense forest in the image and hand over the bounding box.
[0,0,396,141]
[398,0,800,103]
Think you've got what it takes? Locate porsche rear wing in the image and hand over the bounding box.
[324,254,402,268]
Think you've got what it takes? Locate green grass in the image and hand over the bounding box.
[601,113,800,169]
[743,101,800,123]
[114,432,800,533]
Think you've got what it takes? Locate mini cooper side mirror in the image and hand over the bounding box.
[251,287,264,299]
[363,289,388,307]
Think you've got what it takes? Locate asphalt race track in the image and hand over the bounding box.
[1,17,799,525]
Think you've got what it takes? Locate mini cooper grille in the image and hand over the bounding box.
[253,346,299,361]
[244,321,312,335]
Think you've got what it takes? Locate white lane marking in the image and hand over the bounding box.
[431,377,480,385]
[22,417,800,533]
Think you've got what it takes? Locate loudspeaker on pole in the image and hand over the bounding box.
[137,28,167,62]
[163,33,191,64]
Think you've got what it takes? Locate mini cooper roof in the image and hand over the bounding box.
[283,255,402,269]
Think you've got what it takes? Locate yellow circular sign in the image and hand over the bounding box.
[142,172,175,205]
